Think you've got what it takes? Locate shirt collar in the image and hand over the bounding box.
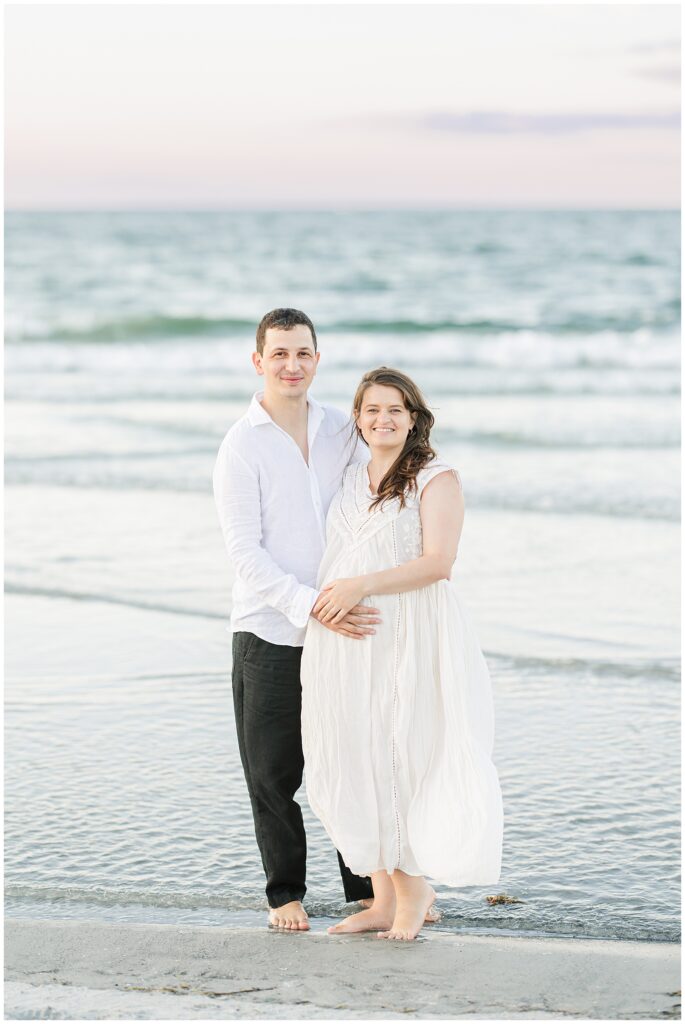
[246,392,272,427]
[247,391,325,437]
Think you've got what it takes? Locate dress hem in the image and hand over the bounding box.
[344,860,502,888]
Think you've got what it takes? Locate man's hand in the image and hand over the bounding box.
[311,602,381,640]
[312,577,370,624]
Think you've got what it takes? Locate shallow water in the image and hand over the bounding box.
[4,210,680,941]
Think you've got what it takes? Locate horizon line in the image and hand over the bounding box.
[5,203,681,214]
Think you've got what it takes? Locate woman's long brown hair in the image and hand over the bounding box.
[353,366,437,510]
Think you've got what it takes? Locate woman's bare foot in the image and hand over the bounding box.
[328,904,395,934]
[425,901,441,923]
[268,900,310,930]
[358,896,441,923]
[378,880,436,941]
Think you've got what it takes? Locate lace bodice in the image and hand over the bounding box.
[326,458,459,565]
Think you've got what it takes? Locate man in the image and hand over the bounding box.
[213,308,379,931]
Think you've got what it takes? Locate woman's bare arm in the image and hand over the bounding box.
[360,470,464,596]
[312,470,464,624]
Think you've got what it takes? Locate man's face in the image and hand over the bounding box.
[253,326,320,399]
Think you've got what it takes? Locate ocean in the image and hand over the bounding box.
[4,209,680,942]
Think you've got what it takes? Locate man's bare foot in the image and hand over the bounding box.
[358,895,441,924]
[328,904,395,934]
[268,900,310,930]
[378,883,436,941]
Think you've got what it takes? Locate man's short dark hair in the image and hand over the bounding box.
[256,308,317,355]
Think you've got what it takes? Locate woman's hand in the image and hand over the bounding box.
[312,578,369,625]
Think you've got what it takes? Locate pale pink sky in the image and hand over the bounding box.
[5,4,681,208]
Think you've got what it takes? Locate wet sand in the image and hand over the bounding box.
[4,918,681,1020]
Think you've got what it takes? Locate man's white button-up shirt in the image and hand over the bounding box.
[213,391,367,647]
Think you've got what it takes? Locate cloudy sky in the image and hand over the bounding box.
[5,4,680,208]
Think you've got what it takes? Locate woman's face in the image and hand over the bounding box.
[356,384,415,451]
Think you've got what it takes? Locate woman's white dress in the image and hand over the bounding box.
[301,458,503,886]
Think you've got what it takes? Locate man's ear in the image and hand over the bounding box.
[308,350,321,380]
[252,351,264,375]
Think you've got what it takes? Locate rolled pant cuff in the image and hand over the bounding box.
[267,888,307,909]
[342,879,374,902]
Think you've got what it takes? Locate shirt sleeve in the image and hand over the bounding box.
[346,425,370,467]
[212,441,319,628]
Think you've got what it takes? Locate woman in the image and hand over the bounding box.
[301,367,503,941]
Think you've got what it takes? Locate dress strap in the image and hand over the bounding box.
[342,460,362,486]
[416,459,462,498]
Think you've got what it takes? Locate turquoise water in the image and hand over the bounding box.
[4,210,680,941]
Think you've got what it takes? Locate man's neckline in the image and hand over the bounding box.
[248,390,323,428]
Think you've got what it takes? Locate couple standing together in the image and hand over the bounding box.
[213,308,503,941]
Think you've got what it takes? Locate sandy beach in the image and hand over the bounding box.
[4,918,680,1020]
